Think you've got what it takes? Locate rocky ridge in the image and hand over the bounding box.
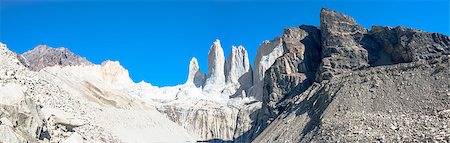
[19,45,92,71]
[252,8,450,142]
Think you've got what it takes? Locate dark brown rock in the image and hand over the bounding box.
[20,45,92,71]
[318,8,370,81]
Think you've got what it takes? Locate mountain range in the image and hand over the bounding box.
[0,8,449,143]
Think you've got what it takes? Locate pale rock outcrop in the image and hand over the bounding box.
[20,45,92,71]
[251,37,285,101]
[224,45,253,97]
[100,60,134,88]
[155,98,261,142]
[186,57,206,88]
[203,39,226,95]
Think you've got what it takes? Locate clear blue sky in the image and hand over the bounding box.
[1,0,449,86]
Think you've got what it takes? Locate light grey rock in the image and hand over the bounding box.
[251,37,285,101]
[156,100,257,142]
[203,39,226,95]
[186,57,207,88]
[224,45,253,97]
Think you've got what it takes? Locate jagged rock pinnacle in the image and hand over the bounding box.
[225,45,252,85]
[203,39,226,94]
[223,45,253,97]
[186,57,206,87]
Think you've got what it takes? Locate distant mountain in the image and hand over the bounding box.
[19,45,92,71]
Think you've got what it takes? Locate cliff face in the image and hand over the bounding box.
[252,8,450,142]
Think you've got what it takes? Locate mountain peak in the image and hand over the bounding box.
[100,60,134,86]
[20,45,92,71]
[203,39,226,94]
[186,57,206,87]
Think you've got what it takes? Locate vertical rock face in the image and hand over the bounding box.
[318,8,370,81]
[20,45,92,71]
[224,45,253,97]
[262,26,322,121]
[203,39,226,94]
[251,37,285,100]
[186,57,206,87]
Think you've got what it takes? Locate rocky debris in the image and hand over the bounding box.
[20,45,92,71]
[251,37,285,101]
[369,26,450,63]
[186,57,206,88]
[203,39,226,95]
[0,97,45,143]
[2,43,196,142]
[254,58,450,142]
[224,45,253,97]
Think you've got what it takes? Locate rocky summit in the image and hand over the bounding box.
[1,8,449,143]
[19,45,93,71]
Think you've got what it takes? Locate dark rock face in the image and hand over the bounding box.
[251,8,450,142]
[318,8,370,81]
[263,26,321,121]
[369,26,450,63]
[20,45,92,71]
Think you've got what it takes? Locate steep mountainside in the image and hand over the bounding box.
[252,8,450,142]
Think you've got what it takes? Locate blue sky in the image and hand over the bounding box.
[0,0,449,86]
